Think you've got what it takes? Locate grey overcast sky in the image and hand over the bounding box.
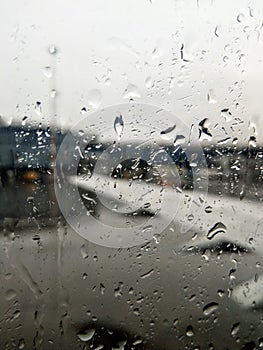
[1,0,263,145]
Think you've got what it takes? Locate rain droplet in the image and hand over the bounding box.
[122,83,141,99]
[142,224,153,233]
[18,338,25,349]
[205,206,213,213]
[231,322,240,336]
[153,233,161,244]
[199,118,212,141]
[229,268,236,280]
[174,134,185,145]
[87,89,102,109]
[50,89,57,98]
[207,222,227,240]
[77,328,95,342]
[217,289,225,297]
[48,44,57,55]
[80,107,88,114]
[35,101,42,115]
[248,136,256,148]
[100,283,105,295]
[220,108,232,122]
[160,124,176,139]
[114,115,124,141]
[207,89,217,104]
[80,244,89,259]
[133,338,143,346]
[133,308,140,316]
[214,25,221,37]
[43,66,52,78]
[186,325,194,337]
[22,116,28,126]
[145,76,153,88]
[237,13,245,23]
[203,302,219,316]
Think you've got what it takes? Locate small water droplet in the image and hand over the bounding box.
[237,13,245,23]
[142,225,153,233]
[217,289,225,297]
[145,76,153,88]
[207,222,227,240]
[87,89,102,109]
[220,108,232,122]
[133,338,143,346]
[100,283,105,295]
[18,338,25,349]
[114,115,124,141]
[80,244,89,259]
[231,322,240,336]
[153,233,161,244]
[214,25,221,37]
[186,325,194,337]
[50,89,57,98]
[248,136,256,148]
[48,44,57,55]
[174,134,185,145]
[203,302,219,316]
[35,101,42,115]
[207,89,216,104]
[80,107,88,114]
[133,308,140,316]
[160,124,176,139]
[205,206,213,213]
[229,268,236,280]
[77,328,95,342]
[122,83,141,99]
[43,66,52,78]
[199,118,212,141]
[22,116,28,126]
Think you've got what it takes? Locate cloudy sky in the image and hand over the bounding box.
[1,0,263,145]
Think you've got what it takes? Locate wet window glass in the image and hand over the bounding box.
[1,1,263,349]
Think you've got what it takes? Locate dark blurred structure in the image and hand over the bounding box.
[0,125,64,185]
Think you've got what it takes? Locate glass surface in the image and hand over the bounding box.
[1,1,263,349]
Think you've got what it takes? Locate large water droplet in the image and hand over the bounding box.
[207,222,227,240]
